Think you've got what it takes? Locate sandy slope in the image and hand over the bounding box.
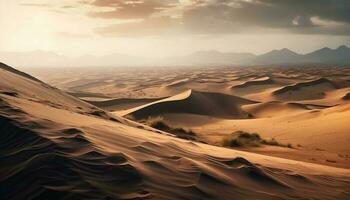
[88,97,163,112]
[119,89,257,119]
[231,77,282,96]
[273,78,339,101]
[2,64,350,199]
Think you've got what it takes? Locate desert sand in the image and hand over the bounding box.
[1,63,349,199]
[27,66,350,168]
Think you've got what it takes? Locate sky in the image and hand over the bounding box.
[0,0,350,57]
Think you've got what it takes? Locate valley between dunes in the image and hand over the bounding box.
[2,64,350,199]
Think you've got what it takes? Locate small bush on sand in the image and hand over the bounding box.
[221,131,292,148]
[221,131,262,147]
[145,116,196,140]
[145,116,170,130]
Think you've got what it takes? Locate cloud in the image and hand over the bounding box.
[20,3,53,8]
[20,2,77,12]
[94,16,181,36]
[61,5,75,9]
[181,0,350,35]
[22,0,350,36]
[85,0,179,19]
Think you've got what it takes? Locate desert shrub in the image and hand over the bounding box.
[145,116,170,130]
[221,131,292,148]
[221,131,262,147]
[144,116,197,140]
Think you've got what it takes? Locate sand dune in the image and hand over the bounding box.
[122,89,257,119]
[2,63,350,199]
[273,78,339,101]
[231,77,282,97]
[242,101,310,118]
[232,76,276,89]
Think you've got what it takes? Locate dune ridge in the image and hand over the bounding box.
[232,77,276,89]
[87,97,163,111]
[122,89,257,119]
[273,78,339,100]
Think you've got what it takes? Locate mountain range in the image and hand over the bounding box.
[1,46,350,67]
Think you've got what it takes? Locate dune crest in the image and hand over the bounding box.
[273,78,339,100]
[122,89,257,119]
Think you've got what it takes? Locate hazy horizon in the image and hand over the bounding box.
[1,0,350,59]
[1,1,350,199]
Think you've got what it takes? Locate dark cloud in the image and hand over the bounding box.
[84,0,350,36]
[182,0,350,35]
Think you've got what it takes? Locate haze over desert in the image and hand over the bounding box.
[1,0,350,199]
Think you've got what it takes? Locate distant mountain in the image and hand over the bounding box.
[1,46,349,67]
[252,48,302,64]
[165,46,350,66]
[252,46,350,65]
[304,45,350,64]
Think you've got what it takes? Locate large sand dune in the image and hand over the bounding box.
[2,64,350,199]
[122,89,257,119]
[88,97,163,112]
[242,101,310,118]
[231,77,282,96]
[273,78,339,101]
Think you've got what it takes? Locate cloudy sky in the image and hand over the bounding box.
[0,0,350,57]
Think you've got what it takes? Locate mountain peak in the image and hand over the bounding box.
[263,48,298,56]
[337,45,348,50]
[280,48,292,52]
[312,47,332,53]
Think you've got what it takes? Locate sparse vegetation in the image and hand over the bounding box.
[221,131,293,148]
[144,116,197,140]
[222,131,262,147]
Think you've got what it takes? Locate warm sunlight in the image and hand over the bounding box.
[1,0,350,65]
[1,1,350,200]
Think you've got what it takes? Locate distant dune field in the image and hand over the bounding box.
[2,63,349,199]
